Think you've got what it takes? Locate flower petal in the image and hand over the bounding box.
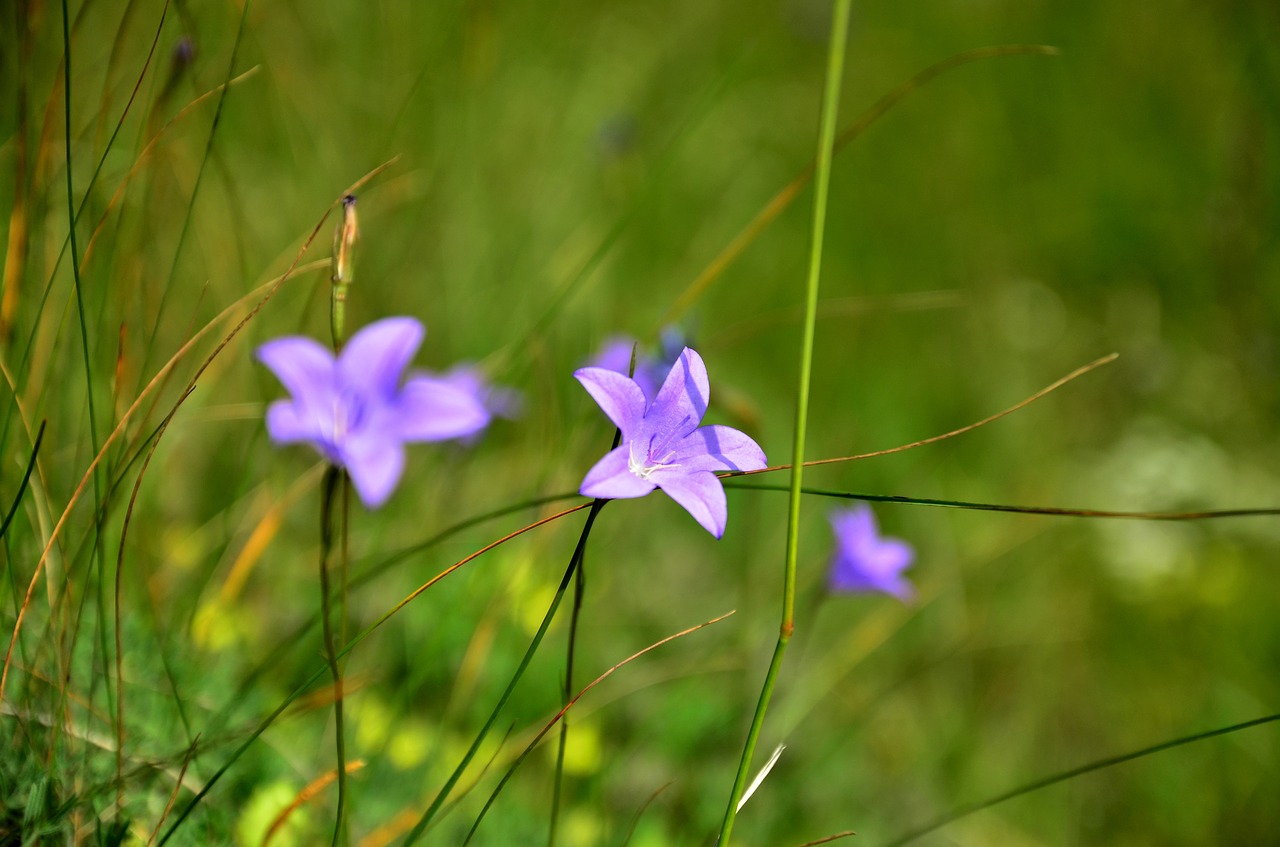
[257,336,335,401]
[338,316,424,397]
[653,470,727,538]
[673,425,767,473]
[831,504,877,550]
[265,400,330,449]
[574,367,646,434]
[580,444,656,500]
[870,539,915,577]
[648,348,709,439]
[341,434,406,508]
[397,375,491,442]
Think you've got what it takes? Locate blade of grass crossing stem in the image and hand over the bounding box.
[718,2,852,844]
[399,499,609,846]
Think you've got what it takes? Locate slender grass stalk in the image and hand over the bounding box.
[723,483,1280,521]
[156,501,592,844]
[319,467,349,847]
[717,2,852,844]
[137,0,252,378]
[878,711,1280,847]
[400,498,610,845]
[549,542,585,847]
[56,0,118,797]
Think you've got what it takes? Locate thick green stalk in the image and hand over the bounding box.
[716,1,852,844]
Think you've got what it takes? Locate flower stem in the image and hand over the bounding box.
[319,466,349,846]
[549,544,586,847]
[717,1,852,844]
[401,498,610,845]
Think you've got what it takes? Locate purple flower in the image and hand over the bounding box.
[828,504,915,600]
[257,316,490,508]
[430,364,522,421]
[588,326,689,403]
[575,347,766,537]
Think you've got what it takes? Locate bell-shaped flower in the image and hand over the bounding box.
[257,316,490,508]
[575,347,766,537]
[827,504,915,600]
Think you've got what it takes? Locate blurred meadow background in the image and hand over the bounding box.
[3,0,1279,844]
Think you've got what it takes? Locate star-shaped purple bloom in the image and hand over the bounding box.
[575,347,766,538]
[257,316,490,508]
[828,504,915,600]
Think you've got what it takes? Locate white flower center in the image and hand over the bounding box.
[628,438,678,481]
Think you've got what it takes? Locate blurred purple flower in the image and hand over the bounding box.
[575,347,766,537]
[431,364,522,421]
[828,504,915,600]
[257,316,490,508]
[588,326,689,403]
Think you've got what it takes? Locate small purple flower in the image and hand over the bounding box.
[575,347,766,537]
[828,504,915,600]
[257,316,490,508]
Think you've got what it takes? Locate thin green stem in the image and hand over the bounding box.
[550,544,587,846]
[718,2,852,844]
[319,467,349,847]
[58,0,115,788]
[879,712,1280,847]
[401,499,609,845]
[724,483,1280,521]
[155,501,591,845]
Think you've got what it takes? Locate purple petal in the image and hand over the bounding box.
[648,348,709,439]
[257,336,335,401]
[872,539,915,576]
[831,505,877,548]
[653,470,727,538]
[574,367,646,434]
[265,399,330,449]
[673,425,767,473]
[397,375,491,442]
[338,317,424,397]
[580,444,656,500]
[340,434,406,508]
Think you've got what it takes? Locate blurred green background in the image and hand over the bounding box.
[2,0,1278,844]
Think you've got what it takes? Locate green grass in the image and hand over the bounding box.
[2,1,1279,845]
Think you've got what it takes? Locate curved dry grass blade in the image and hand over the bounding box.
[463,611,736,844]
[113,385,192,805]
[0,159,397,706]
[146,734,201,847]
[791,832,857,847]
[81,67,261,267]
[155,501,590,844]
[262,761,366,847]
[734,353,1118,477]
